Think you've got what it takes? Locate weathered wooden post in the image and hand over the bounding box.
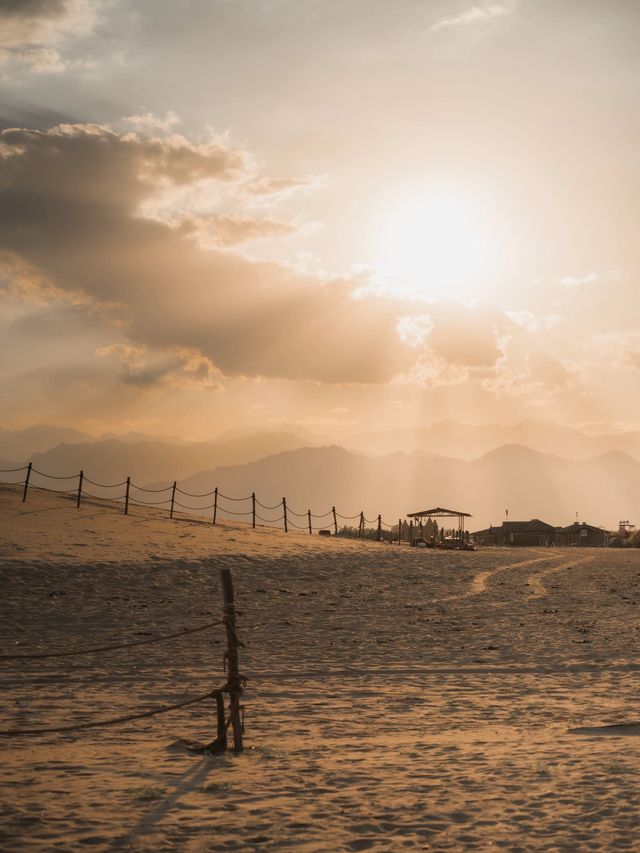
[398,518,402,545]
[282,497,288,533]
[169,481,177,518]
[212,487,218,524]
[409,519,414,545]
[360,511,365,538]
[308,509,312,534]
[76,470,84,508]
[252,492,256,529]
[332,506,338,535]
[124,476,130,515]
[377,514,382,541]
[22,462,32,503]
[221,567,243,752]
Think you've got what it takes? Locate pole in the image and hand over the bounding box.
[76,470,83,509]
[124,476,130,515]
[282,497,288,533]
[22,462,32,503]
[332,506,338,535]
[359,511,364,538]
[252,492,256,529]
[398,518,402,545]
[212,487,218,525]
[377,514,382,542]
[308,509,312,535]
[221,567,243,752]
[170,481,177,518]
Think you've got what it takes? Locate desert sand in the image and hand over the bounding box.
[1,482,640,851]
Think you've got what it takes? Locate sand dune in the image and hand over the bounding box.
[1,483,640,851]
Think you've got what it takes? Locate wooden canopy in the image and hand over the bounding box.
[407,507,472,519]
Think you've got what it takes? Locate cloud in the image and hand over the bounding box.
[560,272,599,287]
[0,122,418,385]
[0,0,99,73]
[123,111,181,133]
[178,214,297,247]
[431,3,511,32]
[593,332,640,372]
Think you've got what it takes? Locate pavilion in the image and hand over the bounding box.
[406,506,472,546]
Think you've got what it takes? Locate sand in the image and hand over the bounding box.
[1,482,640,851]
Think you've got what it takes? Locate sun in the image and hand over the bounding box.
[382,193,492,297]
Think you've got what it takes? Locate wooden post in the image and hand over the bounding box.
[252,492,256,529]
[332,506,338,535]
[221,567,243,752]
[212,487,218,525]
[169,481,177,518]
[398,518,402,545]
[377,514,382,541]
[22,462,32,503]
[124,476,130,515]
[282,497,288,533]
[410,519,414,545]
[76,469,83,508]
[308,509,312,534]
[359,511,364,538]
[420,519,423,540]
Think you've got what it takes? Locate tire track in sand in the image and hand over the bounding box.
[436,553,563,602]
[526,554,594,596]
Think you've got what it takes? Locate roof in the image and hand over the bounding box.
[557,522,605,534]
[407,506,472,518]
[501,519,556,532]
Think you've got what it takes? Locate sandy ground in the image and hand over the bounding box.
[1,482,640,851]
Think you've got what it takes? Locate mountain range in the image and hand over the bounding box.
[1,422,638,530]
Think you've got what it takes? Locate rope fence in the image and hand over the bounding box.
[0,461,460,544]
[0,568,245,753]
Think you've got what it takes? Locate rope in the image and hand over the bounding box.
[0,619,224,661]
[0,689,226,737]
[0,465,28,473]
[31,468,78,480]
[83,477,127,488]
[255,513,284,523]
[29,484,77,496]
[82,491,127,501]
[336,512,361,521]
[130,483,171,494]
[175,486,215,498]
[255,498,282,510]
[173,500,217,511]
[217,492,251,502]
[311,510,333,519]
[286,506,307,518]
[128,496,171,507]
[217,506,252,516]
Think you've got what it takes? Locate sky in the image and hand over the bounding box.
[1,0,639,441]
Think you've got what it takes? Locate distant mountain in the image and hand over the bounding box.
[345,420,640,461]
[24,431,314,486]
[173,443,640,531]
[0,425,93,463]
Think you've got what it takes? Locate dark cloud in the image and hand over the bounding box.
[0,1,66,18]
[0,123,417,384]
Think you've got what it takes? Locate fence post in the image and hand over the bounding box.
[169,481,177,518]
[221,567,244,752]
[360,511,365,538]
[212,487,218,525]
[282,497,288,533]
[308,509,312,534]
[22,462,32,503]
[124,476,130,515]
[398,518,402,545]
[409,519,414,545]
[252,492,256,529]
[76,469,83,509]
[377,514,382,542]
[332,506,338,535]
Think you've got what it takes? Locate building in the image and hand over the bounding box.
[472,519,557,547]
[556,522,607,547]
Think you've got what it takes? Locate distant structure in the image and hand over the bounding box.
[473,519,556,547]
[473,518,608,547]
[556,522,607,548]
[407,506,472,546]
